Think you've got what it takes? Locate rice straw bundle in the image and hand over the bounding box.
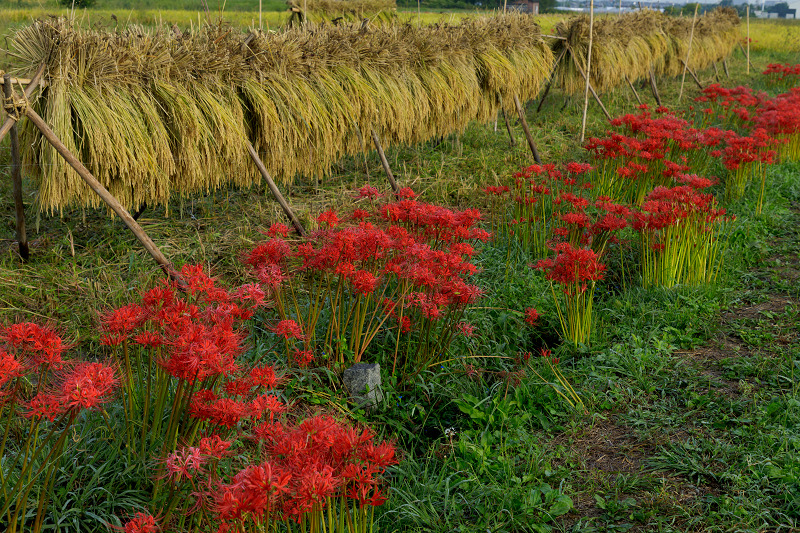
[550,8,739,95]
[9,14,553,213]
[287,0,397,20]
[661,7,740,77]
[552,10,669,95]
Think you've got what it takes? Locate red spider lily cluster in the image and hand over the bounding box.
[0,323,118,533]
[245,192,488,377]
[763,63,800,90]
[591,103,786,209]
[534,242,606,346]
[483,162,628,259]
[97,263,271,460]
[752,88,800,163]
[125,415,396,533]
[694,84,766,126]
[633,184,732,288]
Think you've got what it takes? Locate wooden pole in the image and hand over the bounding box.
[501,108,516,147]
[738,41,756,72]
[22,105,181,282]
[722,58,730,78]
[746,5,750,75]
[712,61,720,82]
[680,59,704,90]
[4,75,28,262]
[370,127,401,194]
[678,4,699,102]
[0,63,45,144]
[259,0,262,29]
[580,0,595,143]
[536,47,568,114]
[625,76,642,106]
[649,68,662,107]
[568,47,611,121]
[514,95,542,164]
[246,141,307,237]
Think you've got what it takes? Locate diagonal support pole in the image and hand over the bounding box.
[649,68,662,107]
[514,95,542,164]
[625,76,643,106]
[370,127,401,196]
[680,59,704,91]
[567,47,612,121]
[4,75,28,261]
[246,141,307,237]
[21,104,182,283]
[501,109,516,147]
[536,47,568,114]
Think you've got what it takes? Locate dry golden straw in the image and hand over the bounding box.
[551,8,739,95]
[9,14,553,213]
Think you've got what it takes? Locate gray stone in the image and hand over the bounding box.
[342,363,383,408]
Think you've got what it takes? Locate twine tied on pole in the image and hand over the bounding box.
[2,93,29,122]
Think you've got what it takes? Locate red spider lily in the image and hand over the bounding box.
[273,320,305,341]
[249,365,281,389]
[121,512,160,533]
[164,446,206,482]
[317,210,340,228]
[101,304,147,336]
[356,185,383,200]
[456,322,476,337]
[0,349,24,388]
[2,322,68,368]
[524,308,540,326]
[397,187,417,199]
[198,435,233,459]
[763,63,800,90]
[536,243,606,290]
[246,238,291,268]
[292,349,316,368]
[57,362,118,411]
[266,223,290,238]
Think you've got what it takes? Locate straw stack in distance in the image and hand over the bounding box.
[552,7,740,95]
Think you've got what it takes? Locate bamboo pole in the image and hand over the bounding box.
[0,77,33,86]
[0,64,45,144]
[567,46,611,121]
[22,105,182,282]
[625,76,642,106]
[746,5,750,75]
[370,127,401,194]
[246,141,307,237]
[649,68,662,107]
[712,61,720,82]
[723,58,730,78]
[514,95,542,164]
[678,3,699,102]
[3,75,28,262]
[580,0,595,144]
[501,109,516,147]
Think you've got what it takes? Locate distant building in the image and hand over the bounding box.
[508,0,540,14]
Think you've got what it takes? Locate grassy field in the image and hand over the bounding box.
[1,8,800,533]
